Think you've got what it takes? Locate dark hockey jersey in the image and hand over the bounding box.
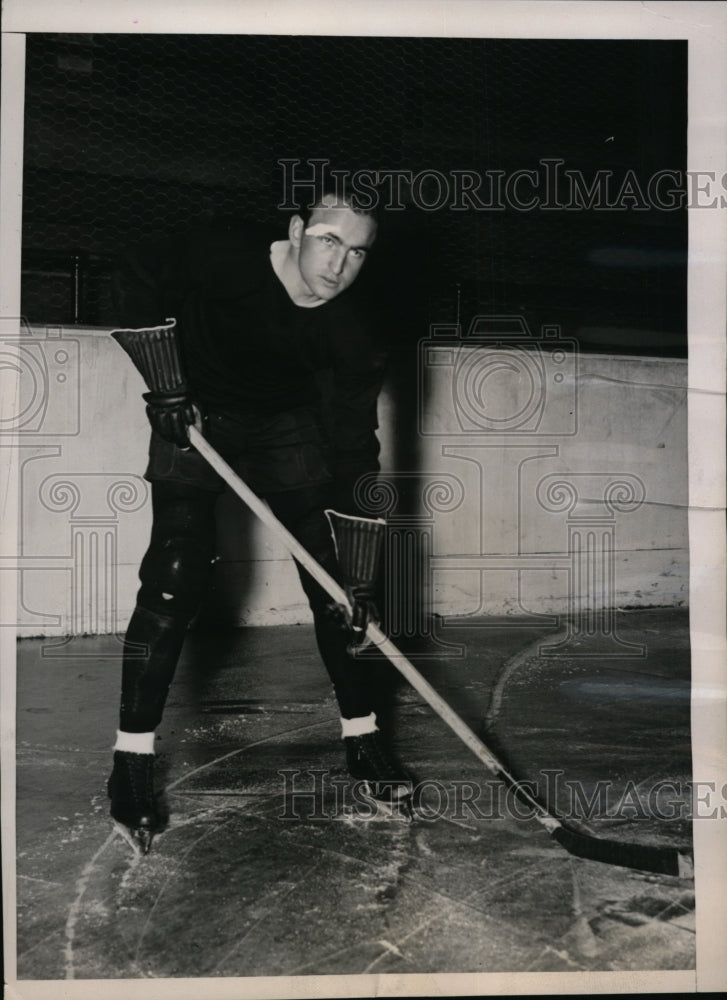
[112,220,389,508]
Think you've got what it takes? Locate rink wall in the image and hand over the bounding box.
[13,325,688,637]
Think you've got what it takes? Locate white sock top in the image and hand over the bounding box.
[340,713,378,739]
[114,730,155,754]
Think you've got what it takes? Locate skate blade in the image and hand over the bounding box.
[362,782,414,822]
[112,819,156,855]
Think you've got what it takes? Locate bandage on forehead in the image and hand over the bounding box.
[304,223,343,237]
[111,317,187,395]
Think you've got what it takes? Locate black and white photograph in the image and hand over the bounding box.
[1,1,725,996]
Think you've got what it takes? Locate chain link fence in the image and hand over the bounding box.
[21,34,686,354]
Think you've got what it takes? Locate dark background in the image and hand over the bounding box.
[21,34,687,356]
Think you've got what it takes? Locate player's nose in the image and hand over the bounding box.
[330,249,346,275]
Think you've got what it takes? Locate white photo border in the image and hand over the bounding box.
[1,2,725,997]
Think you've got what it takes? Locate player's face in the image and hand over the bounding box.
[295,203,377,301]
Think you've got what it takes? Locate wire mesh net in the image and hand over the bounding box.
[21,34,686,354]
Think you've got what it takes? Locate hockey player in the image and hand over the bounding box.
[109,190,413,852]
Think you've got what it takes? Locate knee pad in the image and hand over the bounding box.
[138,533,217,618]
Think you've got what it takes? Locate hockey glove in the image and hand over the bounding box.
[111,317,198,450]
[143,390,198,449]
[347,584,381,649]
[325,509,386,653]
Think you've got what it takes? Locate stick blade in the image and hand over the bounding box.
[551,825,689,876]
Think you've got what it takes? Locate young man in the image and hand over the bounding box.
[109,192,412,852]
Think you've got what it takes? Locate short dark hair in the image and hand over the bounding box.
[295,183,380,227]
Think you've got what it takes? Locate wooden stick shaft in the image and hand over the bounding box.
[189,426,504,777]
[190,427,349,605]
[190,427,691,873]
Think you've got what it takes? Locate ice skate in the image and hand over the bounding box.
[345,731,414,818]
[107,750,164,854]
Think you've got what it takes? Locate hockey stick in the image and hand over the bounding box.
[188,426,691,877]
